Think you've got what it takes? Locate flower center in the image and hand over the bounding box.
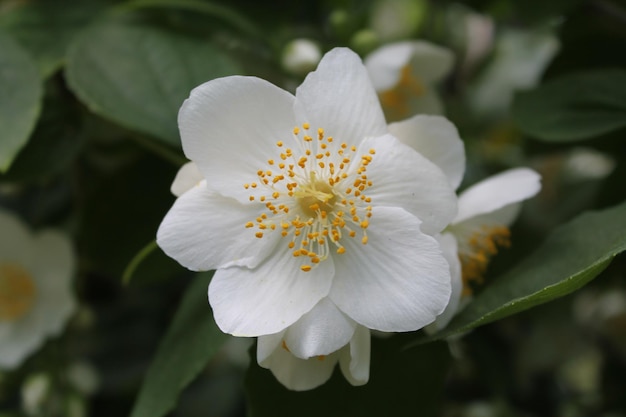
[459,226,511,295]
[379,65,425,121]
[244,123,376,272]
[0,262,37,321]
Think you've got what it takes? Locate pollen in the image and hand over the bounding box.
[243,123,377,272]
[460,226,511,295]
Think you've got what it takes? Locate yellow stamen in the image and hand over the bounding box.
[0,263,36,321]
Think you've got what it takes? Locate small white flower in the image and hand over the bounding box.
[389,115,541,330]
[281,39,322,76]
[158,48,459,388]
[365,41,454,121]
[0,210,76,369]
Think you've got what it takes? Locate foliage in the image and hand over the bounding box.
[1,0,625,416]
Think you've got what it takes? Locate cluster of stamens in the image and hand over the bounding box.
[244,123,376,272]
[459,226,511,295]
[0,262,36,321]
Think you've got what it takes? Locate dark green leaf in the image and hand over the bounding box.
[512,69,626,141]
[66,22,241,146]
[1,92,84,182]
[420,200,626,343]
[130,271,229,417]
[0,30,42,172]
[0,0,105,77]
[246,335,450,417]
[121,0,263,40]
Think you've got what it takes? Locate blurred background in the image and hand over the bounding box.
[1,0,625,416]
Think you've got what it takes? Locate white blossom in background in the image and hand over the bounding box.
[158,48,459,390]
[388,115,541,330]
[468,28,559,118]
[21,373,51,416]
[365,41,454,121]
[281,39,322,77]
[0,210,76,369]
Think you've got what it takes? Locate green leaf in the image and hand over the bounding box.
[0,30,43,172]
[512,69,626,141]
[246,335,450,417]
[130,272,229,417]
[420,200,626,343]
[0,92,84,182]
[120,0,263,40]
[66,22,241,146]
[0,0,105,77]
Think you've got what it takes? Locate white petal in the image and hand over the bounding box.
[294,48,387,148]
[258,343,339,391]
[402,86,445,116]
[365,42,415,91]
[30,231,76,329]
[0,209,33,267]
[209,248,334,337]
[339,326,371,386]
[358,134,457,235]
[283,298,357,359]
[157,182,281,271]
[330,206,451,332]
[428,233,463,332]
[178,76,296,202]
[170,161,203,197]
[406,41,455,83]
[388,115,466,190]
[454,168,541,224]
[257,331,285,364]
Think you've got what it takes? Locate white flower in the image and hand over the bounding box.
[157,48,458,387]
[365,41,454,121]
[0,209,76,369]
[389,115,541,330]
[281,39,322,76]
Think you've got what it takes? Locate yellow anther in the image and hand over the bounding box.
[362,236,368,244]
[301,265,312,272]
[360,220,369,228]
[260,196,266,202]
[249,196,255,201]
[337,247,346,254]
[311,257,320,264]
[245,222,254,228]
[288,241,295,248]
[303,123,310,130]
[369,149,376,154]
[276,141,283,147]
[244,183,250,189]
[268,159,274,165]
[255,232,263,238]
[293,127,300,135]
[273,191,280,199]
